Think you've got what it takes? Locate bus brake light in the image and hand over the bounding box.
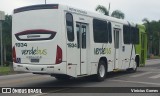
[12,47,17,63]
[55,45,62,64]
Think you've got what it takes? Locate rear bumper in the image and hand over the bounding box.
[13,62,67,75]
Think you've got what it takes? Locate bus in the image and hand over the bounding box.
[136,24,147,66]
[12,4,147,81]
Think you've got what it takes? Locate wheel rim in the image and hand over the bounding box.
[99,65,105,77]
[133,62,137,71]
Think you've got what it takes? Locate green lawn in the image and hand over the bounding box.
[0,67,11,75]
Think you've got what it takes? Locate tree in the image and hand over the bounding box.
[143,18,160,56]
[142,18,152,56]
[150,21,160,56]
[95,4,125,19]
[96,5,109,16]
[2,15,12,64]
[111,10,125,19]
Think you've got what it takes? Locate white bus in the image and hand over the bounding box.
[12,4,145,81]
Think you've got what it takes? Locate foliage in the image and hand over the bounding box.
[95,4,125,19]
[96,5,109,16]
[111,10,125,19]
[143,19,160,56]
[0,67,11,75]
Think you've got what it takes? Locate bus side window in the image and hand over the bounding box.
[130,27,134,44]
[123,25,127,44]
[66,13,74,42]
[123,25,139,44]
[82,25,86,49]
[134,27,139,44]
[93,19,108,43]
[108,22,112,43]
[76,24,80,48]
[123,25,130,44]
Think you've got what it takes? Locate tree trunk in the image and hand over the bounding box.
[4,45,6,63]
[159,34,160,56]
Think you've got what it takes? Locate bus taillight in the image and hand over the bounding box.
[55,45,62,64]
[12,46,17,63]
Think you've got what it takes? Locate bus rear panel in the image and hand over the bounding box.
[12,4,67,75]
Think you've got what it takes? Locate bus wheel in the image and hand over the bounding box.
[96,60,107,82]
[132,61,138,72]
[127,62,137,73]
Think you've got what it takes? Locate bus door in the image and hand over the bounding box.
[114,28,121,69]
[76,23,87,75]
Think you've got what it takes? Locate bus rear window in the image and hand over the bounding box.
[15,29,56,41]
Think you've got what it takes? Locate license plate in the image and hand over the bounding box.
[31,59,39,63]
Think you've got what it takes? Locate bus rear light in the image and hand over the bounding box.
[12,47,17,63]
[55,45,62,64]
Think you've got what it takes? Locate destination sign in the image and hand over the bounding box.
[68,7,87,15]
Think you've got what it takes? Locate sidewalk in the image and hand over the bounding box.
[146,59,160,65]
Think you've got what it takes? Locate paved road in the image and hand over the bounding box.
[0,59,160,96]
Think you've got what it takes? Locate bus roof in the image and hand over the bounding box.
[14,4,136,26]
[14,4,59,14]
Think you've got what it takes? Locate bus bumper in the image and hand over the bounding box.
[13,62,67,75]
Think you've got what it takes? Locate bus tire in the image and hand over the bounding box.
[127,61,137,73]
[95,60,107,82]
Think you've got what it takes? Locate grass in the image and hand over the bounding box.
[0,67,11,75]
[0,65,26,76]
